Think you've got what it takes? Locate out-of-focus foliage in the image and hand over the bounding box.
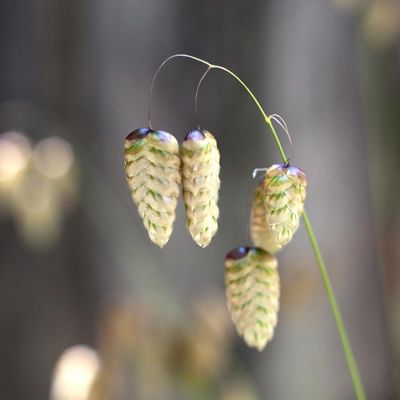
[47,293,259,400]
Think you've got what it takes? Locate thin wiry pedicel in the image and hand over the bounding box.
[262,164,307,252]
[181,130,220,247]
[124,128,181,247]
[225,246,280,351]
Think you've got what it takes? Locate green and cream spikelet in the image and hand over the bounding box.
[124,128,181,247]
[262,163,307,251]
[250,181,282,254]
[181,129,220,247]
[225,246,280,351]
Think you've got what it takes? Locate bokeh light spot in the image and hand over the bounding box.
[51,345,100,400]
[34,136,74,179]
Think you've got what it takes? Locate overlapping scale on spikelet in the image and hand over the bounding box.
[250,181,281,254]
[225,246,280,351]
[124,128,181,247]
[181,129,220,247]
[263,164,307,250]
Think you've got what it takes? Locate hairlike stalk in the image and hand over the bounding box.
[148,54,366,400]
[194,66,211,129]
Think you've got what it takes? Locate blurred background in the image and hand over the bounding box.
[0,0,399,399]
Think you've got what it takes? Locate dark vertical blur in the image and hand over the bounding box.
[0,0,399,399]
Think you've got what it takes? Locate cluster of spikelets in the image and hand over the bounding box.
[225,163,307,350]
[124,126,307,352]
[124,127,220,248]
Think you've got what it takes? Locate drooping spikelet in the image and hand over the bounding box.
[181,129,220,247]
[250,181,282,254]
[124,128,181,247]
[262,164,307,251]
[225,246,280,351]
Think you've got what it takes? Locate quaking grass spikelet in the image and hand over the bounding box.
[225,246,280,351]
[250,181,282,254]
[181,129,220,247]
[263,164,307,250]
[124,128,181,247]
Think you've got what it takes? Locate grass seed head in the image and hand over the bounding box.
[250,181,282,254]
[181,129,220,247]
[225,246,280,351]
[261,163,307,251]
[124,128,181,247]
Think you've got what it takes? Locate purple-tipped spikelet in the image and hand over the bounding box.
[124,128,181,247]
[181,129,220,247]
[225,246,280,351]
[258,164,307,252]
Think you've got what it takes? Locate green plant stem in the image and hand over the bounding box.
[302,211,366,400]
[152,54,366,399]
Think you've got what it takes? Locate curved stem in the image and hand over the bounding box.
[148,54,287,160]
[149,54,366,399]
[147,54,213,129]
